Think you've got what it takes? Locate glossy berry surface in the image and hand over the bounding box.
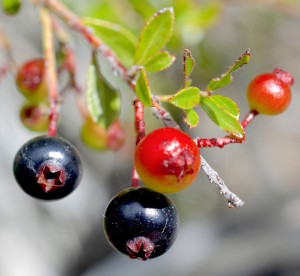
[13,135,82,200]
[104,187,179,260]
[16,58,48,103]
[134,127,201,193]
[20,102,49,132]
[247,68,294,115]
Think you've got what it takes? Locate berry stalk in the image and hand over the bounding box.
[40,8,59,136]
[131,98,145,188]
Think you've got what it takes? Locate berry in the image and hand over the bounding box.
[20,102,49,132]
[13,135,82,200]
[134,127,201,193]
[81,118,125,151]
[104,187,179,260]
[16,58,48,103]
[247,68,294,115]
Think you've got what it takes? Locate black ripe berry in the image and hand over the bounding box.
[13,135,82,200]
[104,187,179,260]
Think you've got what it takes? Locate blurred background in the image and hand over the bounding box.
[1,0,300,275]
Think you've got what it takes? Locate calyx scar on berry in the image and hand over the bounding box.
[13,135,82,200]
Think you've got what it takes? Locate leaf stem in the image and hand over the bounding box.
[40,7,59,137]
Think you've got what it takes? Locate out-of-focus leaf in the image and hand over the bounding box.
[134,7,174,66]
[128,0,156,20]
[2,0,21,15]
[86,55,121,129]
[206,49,250,91]
[183,49,195,87]
[200,95,244,139]
[169,87,200,109]
[136,68,153,107]
[144,51,175,73]
[184,109,199,128]
[83,17,138,68]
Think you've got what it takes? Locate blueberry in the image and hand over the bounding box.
[13,135,82,200]
[104,187,179,260]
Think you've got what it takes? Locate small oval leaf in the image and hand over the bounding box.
[206,49,250,91]
[144,51,175,73]
[134,7,174,66]
[184,109,199,128]
[169,87,200,109]
[136,68,153,107]
[83,18,138,68]
[86,56,121,129]
[200,95,244,139]
[183,49,195,87]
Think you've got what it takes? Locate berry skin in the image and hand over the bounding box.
[134,127,201,194]
[81,118,125,151]
[247,68,294,115]
[13,135,82,200]
[20,102,49,132]
[16,58,48,103]
[104,187,179,260]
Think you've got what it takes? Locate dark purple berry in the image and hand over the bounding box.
[104,187,179,260]
[13,135,82,200]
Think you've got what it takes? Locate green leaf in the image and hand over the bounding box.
[135,68,153,107]
[128,0,157,20]
[134,7,174,66]
[200,95,244,139]
[2,0,21,15]
[183,49,195,87]
[83,18,138,68]
[169,87,200,109]
[86,55,121,129]
[206,49,250,91]
[144,51,175,73]
[184,109,199,128]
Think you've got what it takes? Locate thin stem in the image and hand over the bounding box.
[242,109,259,129]
[195,136,245,148]
[151,98,180,129]
[40,8,59,136]
[134,98,145,145]
[131,98,146,188]
[201,156,244,208]
[0,23,17,71]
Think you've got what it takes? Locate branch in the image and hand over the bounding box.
[201,156,244,208]
[40,7,59,136]
[41,0,245,207]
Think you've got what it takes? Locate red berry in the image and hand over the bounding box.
[134,127,200,193]
[16,58,48,103]
[247,68,293,115]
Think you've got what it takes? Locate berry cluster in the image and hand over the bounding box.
[3,2,294,262]
[11,60,294,259]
